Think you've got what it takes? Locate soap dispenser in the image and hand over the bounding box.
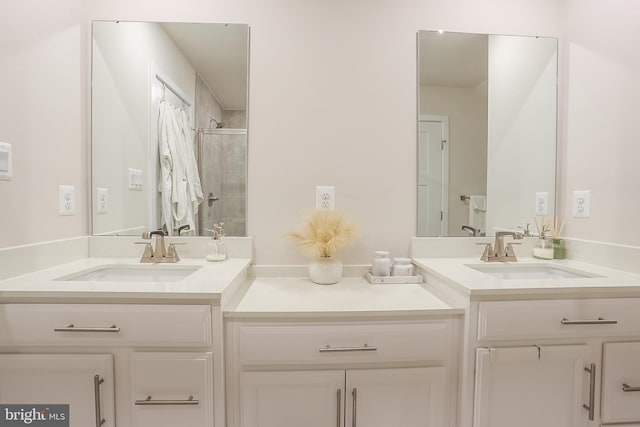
[206,223,227,261]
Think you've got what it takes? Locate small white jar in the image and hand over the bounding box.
[391,257,414,276]
[371,251,391,276]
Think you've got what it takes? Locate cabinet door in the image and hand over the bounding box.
[602,342,640,423]
[240,370,345,427]
[473,345,592,427]
[130,352,213,427]
[0,354,114,427]
[345,367,447,427]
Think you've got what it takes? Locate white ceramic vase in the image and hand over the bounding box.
[308,257,343,285]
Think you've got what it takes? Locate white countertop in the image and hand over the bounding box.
[0,257,251,304]
[227,276,462,318]
[414,257,640,298]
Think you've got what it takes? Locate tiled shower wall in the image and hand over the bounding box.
[194,75,247,236]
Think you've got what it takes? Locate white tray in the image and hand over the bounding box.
[365,271,423,284]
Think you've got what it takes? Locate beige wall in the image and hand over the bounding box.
[1,0,565,263]
[559,0,640,246]
[0,0,88,247]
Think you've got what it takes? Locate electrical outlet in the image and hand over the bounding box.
[316,186,335,210]
[572,190,591,218]
[96,187,109,214]
[0,142,11,181]
[535,192,548,215]
[58,185,75,215]
[128,168,143,191]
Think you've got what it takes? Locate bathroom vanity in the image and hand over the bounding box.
[224,276,463,427]
[414,256,640,427]
[0,254,250,427]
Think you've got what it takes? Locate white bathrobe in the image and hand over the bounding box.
[157,101,203,235]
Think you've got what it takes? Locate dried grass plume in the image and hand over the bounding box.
[288,210,357,259]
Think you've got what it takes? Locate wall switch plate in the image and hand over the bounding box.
[128,168,143,191]
[96,187,109,214]
[572,190,591,218]
[316,186,335,210]
[58,185,75,215]
[535,192,549,215]
[0,142,12,181]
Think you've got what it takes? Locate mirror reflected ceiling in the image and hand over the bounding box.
[418,31,558,237]
[91,21,249,237]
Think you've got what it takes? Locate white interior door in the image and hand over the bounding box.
[474,345,593,427]
[418,116,449,236]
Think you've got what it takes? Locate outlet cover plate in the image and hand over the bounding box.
[572,190,591,218]
[316,186,335,210]
[59,185,75,215]
[535,192,549,216]
[96,187,109,214]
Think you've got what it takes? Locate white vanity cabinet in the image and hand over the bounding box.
[226,318,459,427]
[0,353,115,427]
[0,303,215,427]
[473,345,593,427]
[461,297,640,427]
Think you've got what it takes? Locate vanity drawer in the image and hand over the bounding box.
[0,304,212,347]
[602,342,640,424]
[235,321,453,366]
[478,298,640,341]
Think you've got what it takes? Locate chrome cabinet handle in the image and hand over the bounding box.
[134,395,199,405]
[336,389,341,427]
[351,388,358,427]
[94,375,106,427]
[583,363,596,421]
[319,344,377,353]
[561,317,618,325]
[54,324,121,333]
[622,383,640,392]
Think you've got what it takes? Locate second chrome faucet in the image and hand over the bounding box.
[478,231,524,262]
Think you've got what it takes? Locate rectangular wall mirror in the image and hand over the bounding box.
[417,31,557,237]
[91,21,249,237]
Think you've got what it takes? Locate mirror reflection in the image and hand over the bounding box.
[91,21,249,237]
[418,31,557,237]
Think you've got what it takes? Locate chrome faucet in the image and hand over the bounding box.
[137,230,181,263]
[461,225,480,237]
[479,231,524,262]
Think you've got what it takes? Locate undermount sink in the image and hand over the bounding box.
[56,264,201,283]
[466,263,601,280]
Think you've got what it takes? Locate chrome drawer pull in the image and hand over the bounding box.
[94,375,106,427]
[352,388,358,427]
[319,344,377,353]
[561,317,618,325]
[135,395,199,406]
[54,324,121,333]
[622,383,640,392]
[583,363,596,421]
[336,389,341,427]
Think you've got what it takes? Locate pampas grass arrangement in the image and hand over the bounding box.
[288,210,357,259]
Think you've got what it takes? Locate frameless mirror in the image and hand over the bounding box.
[417,31,557,237]
[91,21,249,237]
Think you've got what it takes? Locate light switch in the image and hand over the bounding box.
[0,142,12,181]
[128,168,143,191]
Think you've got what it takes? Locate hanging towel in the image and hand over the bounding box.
[157,101,203,235]
[468,195,487,232]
